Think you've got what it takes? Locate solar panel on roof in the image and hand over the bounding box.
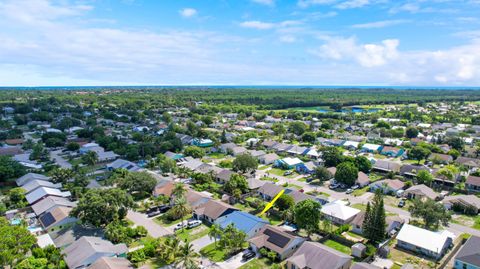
[40,212,56,228]
[264,228,290,248]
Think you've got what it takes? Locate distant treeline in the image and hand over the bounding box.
[1,87,479,109]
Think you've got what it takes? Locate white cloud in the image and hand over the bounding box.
[335,0,370,9]
[251,0,275,6]
[239,20,301,30]
[352,19,409,29]
[312,36,399,67]
[179,8,197,18]
[298,0,337,8]
[311,35,480,85]
[239,20,275,30]
[279,35,297,43]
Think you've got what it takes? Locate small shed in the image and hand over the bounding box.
[351,243,367,258]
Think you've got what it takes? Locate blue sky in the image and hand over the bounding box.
[0,0,479,86]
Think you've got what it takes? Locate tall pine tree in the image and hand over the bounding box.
[362,190,387,243]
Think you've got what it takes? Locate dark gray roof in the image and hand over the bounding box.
[286,241,352,269]
[456,236,480,266]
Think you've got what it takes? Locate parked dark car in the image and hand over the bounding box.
[398,199,406,208]
[242,250,256,261]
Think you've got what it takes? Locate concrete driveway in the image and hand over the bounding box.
[217,250,255,269]
[127,210,172,238]
[192,234,214,252]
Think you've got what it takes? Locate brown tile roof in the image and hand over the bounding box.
[467,175,480,187]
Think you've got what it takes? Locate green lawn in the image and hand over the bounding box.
[451,214,480,230]
[351,203,367,211]
[268,168,288,176]
[352,187,368,197]
[261,213,283,226]
[175,225,209,241]
[258,165,271,170]
[285,183,303,190]
[207,153,226,159]
[323,240,351,255]
[154,214,185,227]
[200,243,230,262]
[239,258,278,269]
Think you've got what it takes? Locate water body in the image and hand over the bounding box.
[318,107,380,113]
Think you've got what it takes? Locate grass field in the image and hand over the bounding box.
[323,239,351,255]
[238,258,279,269]
[154,214,184,227]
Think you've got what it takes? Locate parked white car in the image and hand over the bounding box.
[187,220,202,229]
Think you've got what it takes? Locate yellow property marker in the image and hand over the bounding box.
[258,189,285,216]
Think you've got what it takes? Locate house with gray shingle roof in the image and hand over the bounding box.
[286,241,352,269]
[62,236,128,269]
[454,235,480,269]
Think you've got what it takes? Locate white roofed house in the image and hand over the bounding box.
[361,143,382,153]
[321,201,360,225]
[25,186,71,205]
[343,140,359,150]
[21,180,62,194]
[396,224,454,259]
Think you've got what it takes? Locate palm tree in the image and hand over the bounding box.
[170,197,192,230]
[208,224,222,247]
[175,240,199,269]
[172,183,187,200]
[160,236,181,264]
[82,151,98,166]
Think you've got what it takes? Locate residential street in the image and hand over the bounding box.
[126,210,172,238]
[50,150,72,169]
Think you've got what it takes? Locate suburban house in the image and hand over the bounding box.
[286,241,352,269]
[356,172,370,187]
[258,182,284,201]
[380,146,404,157]
[191,138,214,147]
[396,224,453,259]
[87,257,133,269]
[454,235,480,269]
[455,157,480,170]
[372,160,401,173]
[185,189,211,210]
[31,196,76,216]
[400,164,430,179]
[259,153,280,165]
[62,236,128,269]
[343,140,359,150]
[25,187,71,205]
[22,180,62,194]
[295,161,317,174]
[466,175,480,192]
[39,206,77,231]
[351,213,404,236]
[274,157,303,169]
[442,195,480,214]
[106,159,141,172]
[369,179,405,195]
[361,143,382,153]
[193,199,237,224]
[152,179,174,198]
[16,173,51,186]
[215,211,268,238]
[248,225,305,260]
[404,184,438,200]
[320,201,360,225]
[428,153,453,164]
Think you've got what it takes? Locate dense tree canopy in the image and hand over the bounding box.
[70,188,135,227]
